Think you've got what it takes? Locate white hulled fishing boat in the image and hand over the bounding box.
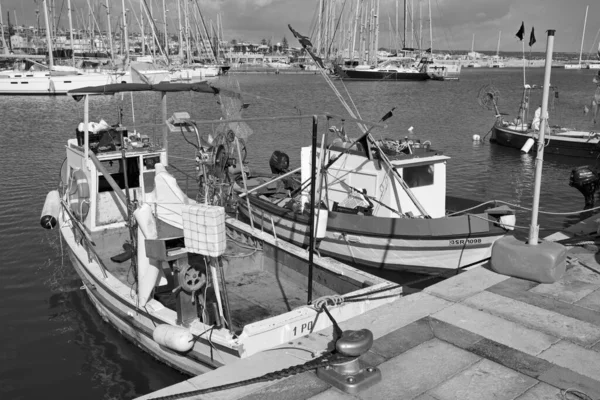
[39,81,400,375]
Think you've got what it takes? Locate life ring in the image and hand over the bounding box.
[68,169,90,221]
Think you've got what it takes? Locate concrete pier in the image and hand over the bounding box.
[138,217,600,400]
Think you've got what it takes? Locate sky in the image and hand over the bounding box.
[1,0,599,54]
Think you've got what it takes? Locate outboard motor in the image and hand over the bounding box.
[569,166,600,209]
[270,150,290,174]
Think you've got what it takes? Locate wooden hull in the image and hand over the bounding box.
[490,123,600,158]
[239,196,507,275]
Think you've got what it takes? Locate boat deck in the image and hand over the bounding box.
[138,218,600,399]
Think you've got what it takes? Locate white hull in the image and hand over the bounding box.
[564,64,582,69]
[0,72,117,95]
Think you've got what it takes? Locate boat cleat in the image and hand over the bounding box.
[316,328,381,394]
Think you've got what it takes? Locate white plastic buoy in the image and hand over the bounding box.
[40,190,60,229]
[408,126,414,132]
[472,134,481,142]
[521,138,535,153]
[153,324,195,353]
[314,209,329,239]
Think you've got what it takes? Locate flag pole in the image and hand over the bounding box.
[528,29,555,246]
[522,36,526,87]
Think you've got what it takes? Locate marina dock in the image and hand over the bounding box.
[138,215,600,400]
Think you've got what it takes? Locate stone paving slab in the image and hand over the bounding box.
[487,278,600,327]
[465,338,554,379]
[432,303,559,356]
[308,388,357,400]
[538,366,600,399]
[357,338,480,400]
[538,340,600,381]
[530,279,599,304]
[424,267,508,302]
[369,317,434,360]
[575,288,600,312]
[462,291,600,346]
[427,359,537,400]
[239,372,329,400]
[515,382,563,400]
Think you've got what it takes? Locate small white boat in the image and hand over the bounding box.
[266,61,293,69]
[39,82,400,375]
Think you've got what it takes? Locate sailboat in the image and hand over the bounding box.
[38,81,400,375]
[466,34,481,68]
[0,0,117,95]
[565,5,589,69]
[490,31,505,68]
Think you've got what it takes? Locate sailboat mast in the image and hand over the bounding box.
[418,0,422,50]
[67,0,75,66]
[496,30,501,57]
[176,0,183,59]
[0,1,8,55]
[121,0,129,62]
[428,0,432,54]
[184,0,191,63]
[162,0,168,54]
[106,0,114,61]
[410,0,413,47]
[374,0,379,63]
[42,0,54,69]
[351,0,360,60]
[578,5,588,66]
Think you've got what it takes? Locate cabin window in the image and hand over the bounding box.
[403,165,434,188]
[10,82,17,84]
[98,157,140,192]
[14,74,21,77]
[64,81,72,83]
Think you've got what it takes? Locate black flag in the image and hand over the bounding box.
[288,25,325,69]
[529,27,536,47]
[516,22,525,41]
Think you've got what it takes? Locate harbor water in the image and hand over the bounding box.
[2,68,599,399]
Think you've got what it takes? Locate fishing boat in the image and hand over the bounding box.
[488,84,600,158]
[234,135,515,275]
[38,81,400,376]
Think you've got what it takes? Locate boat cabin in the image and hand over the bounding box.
[301,141,449,219]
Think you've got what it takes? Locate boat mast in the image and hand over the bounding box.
[316,0,322,56]
[578,5,588,67]
[528,29,555,245]
[0,1,8,55]
[374,0,379,64]
[121,0,129,63]
[428,0,432,54]
[176,0,183,59]
[67,0,75,66]
[140,0,145,56]
[162,0,168,55]
[496,30,501,57]
[351,0,360,60]
[42,0,54,69]
[396,0,399,52]
[106,0,114,62]
[184,0,191,63]
[410,0,413,48]
[418,0,422,50]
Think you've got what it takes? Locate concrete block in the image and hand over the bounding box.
[575,288,600,312]
[538,340,600,381]
[432,304,559,356]
[467,338,554,379]
[428,359,537,400]
[424,267,508,302]
[370,318,434,360]
[490,236,566,284]
[463,291,600,346]
[538,366,600,399]
[515,382,562,400]
[308,388,357,400]
[428,317,484,350]
[358,339,480,400]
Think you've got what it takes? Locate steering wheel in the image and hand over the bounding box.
[179,264,206,293]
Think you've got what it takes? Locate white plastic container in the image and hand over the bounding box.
[521,138,535,153]
[182,204,226,257]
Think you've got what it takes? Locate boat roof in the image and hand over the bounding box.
[68,82,220,98]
